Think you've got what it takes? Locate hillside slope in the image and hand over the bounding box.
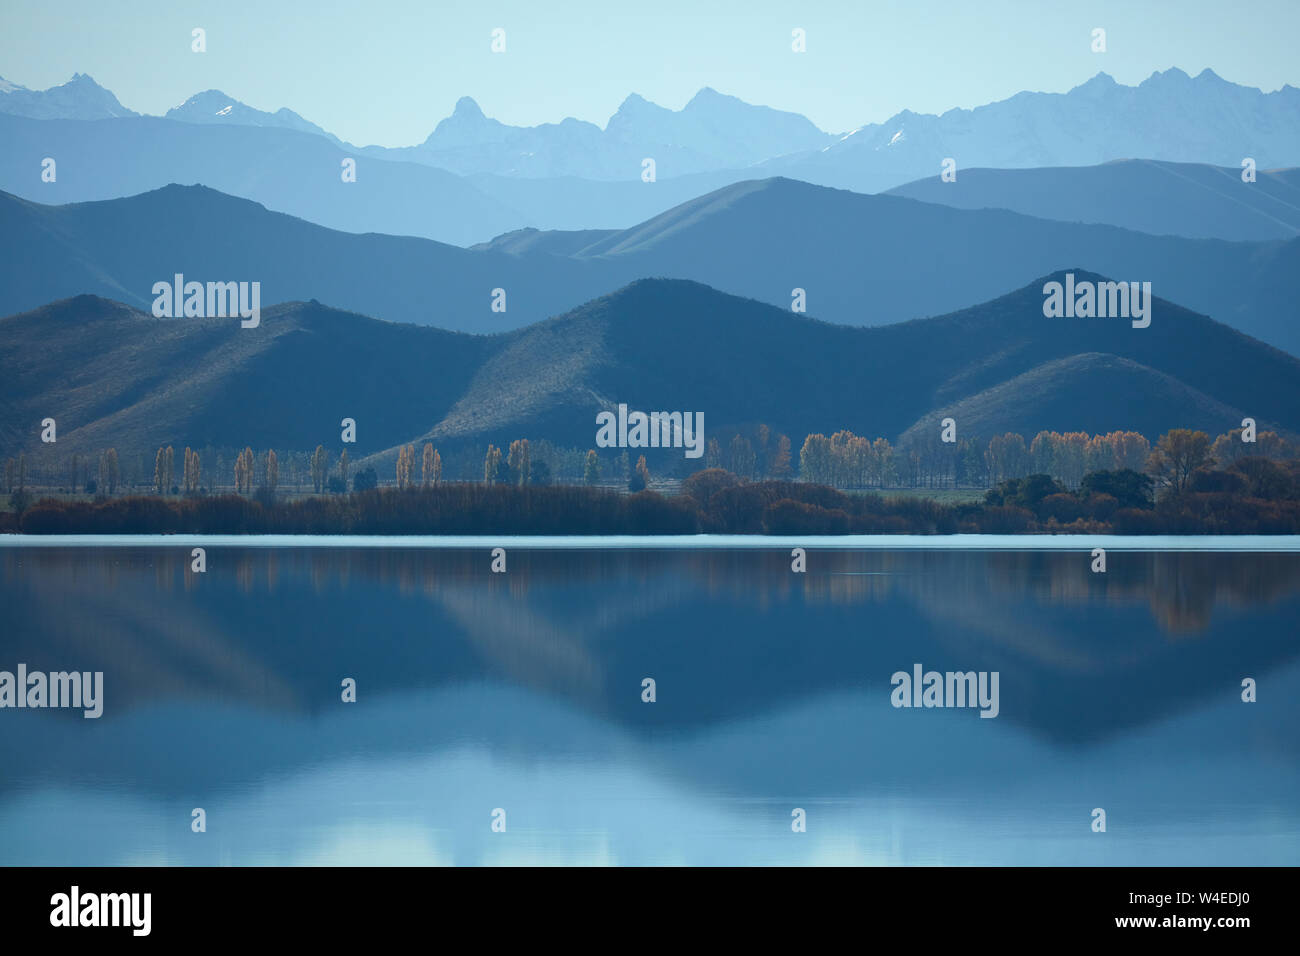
[475,178,1300,353]
[3,275,1296,468]
[7,179,1299,353]
[885,161,1300,241]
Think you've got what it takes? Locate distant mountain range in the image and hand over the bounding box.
[0,74,834,178]
[0,182,608,332]
[4,179,1298,353]
[0,112,526,246]
[886,160,1300,241]
[0,72,136,120]
[6,68,1297,183]
[3,275,1296,466]
[0,108,768,245]
[764,68,1300,193]
[361,88,834,179]
[478,178,1300,353]
[3,70,1299,245]
[5,68,1299,466]
[164,89,341,143]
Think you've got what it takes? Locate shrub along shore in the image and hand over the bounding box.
[4,462,1300,535]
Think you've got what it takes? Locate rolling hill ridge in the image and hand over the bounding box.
[5,179,1300,353]
[3,275,1297,472]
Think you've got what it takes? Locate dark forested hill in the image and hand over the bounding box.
[3,273,1297,466]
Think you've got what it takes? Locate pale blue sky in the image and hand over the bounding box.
[1,0,1296,146]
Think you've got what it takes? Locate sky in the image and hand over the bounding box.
[1,0,1297,147]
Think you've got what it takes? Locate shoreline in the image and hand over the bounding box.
[4,533,1300,551]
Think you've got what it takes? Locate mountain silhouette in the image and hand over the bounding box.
[0,183,609,331]
[0,113,524,246]
[886,160,1300,241]
[476,177,1300,353]
[5,179,1299,352]
[0,72,136,120]
[3,275,1296,463]
[766,68,1300,193]
[164,89,341,143]
[7,69,1299,244]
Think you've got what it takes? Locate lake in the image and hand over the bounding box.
[1,539,1298,865]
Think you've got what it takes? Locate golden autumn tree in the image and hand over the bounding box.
[507,439,530,486]
[1147,430,1213,493]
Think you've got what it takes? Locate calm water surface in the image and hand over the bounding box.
[1,541,1297,865]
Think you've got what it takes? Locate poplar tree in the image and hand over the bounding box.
[310,445,328,493]
[728,434,756,479]
[99,449,119,494]
[770,435,793,479]
[396,444,416,489]
[705,438,721,470]
[799,434,830,484]
[182,447,197,493]
[483,445,501,484]
[507,439,530,486]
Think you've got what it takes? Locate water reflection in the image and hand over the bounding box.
[1,546,1297,864]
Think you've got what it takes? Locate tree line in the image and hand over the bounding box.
[795,427,1296,493]
[9,448,1300,535]
[4,424,1295,509]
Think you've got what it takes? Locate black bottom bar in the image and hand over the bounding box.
[0,866,1281,941]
